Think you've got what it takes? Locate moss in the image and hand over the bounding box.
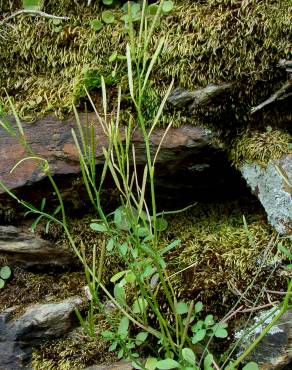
[159,198,288,315]
[230,128,292,168]
[32,324,116,370]
[0,0,290,123]
[0,267,85,313]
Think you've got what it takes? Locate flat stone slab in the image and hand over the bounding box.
[0,225,73,270]
[0,113,247,210]
[0,113,216,192]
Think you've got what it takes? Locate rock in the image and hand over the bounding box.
[0,297,82,369]
[0,225,74,270]
[0,113,248,210]
[167,83,233,109]
[234,308,292,370]
[240,155,292,235]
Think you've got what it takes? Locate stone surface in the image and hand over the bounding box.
[235,308,292,370]
[0,113,248,210]
[240,155,292,235]
[0,297,82,369]
[167,83,233,109]
[0,225,73,270]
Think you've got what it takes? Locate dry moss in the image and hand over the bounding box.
[0,0,290,123]
[230,128,292,168]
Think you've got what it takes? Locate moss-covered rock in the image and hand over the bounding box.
[0,0,290,124]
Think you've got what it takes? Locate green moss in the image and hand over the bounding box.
[160,198,287,313]
[0,0,290,122]
[230,128,292,168]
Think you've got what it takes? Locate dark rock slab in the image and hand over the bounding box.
[0,113,248,210]
[167,83,233,109]
[0,225,73,270]
[240,155,292,235]
[0,297,82,369]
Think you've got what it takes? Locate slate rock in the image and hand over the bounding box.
[0,113,248,209]
[0,225,74,270]
[240,155,292,235]
[167,83,233,109]
[0,297,82,369]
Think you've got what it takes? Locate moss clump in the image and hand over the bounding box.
[0,267,85,313]
[160,198,287,314]
[0,0,290,123]
[32,325,116,370]
[230,128,292,168]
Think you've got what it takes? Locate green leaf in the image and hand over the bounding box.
[110,270,128,283]
[192,329,206,343]
[182,348,196,365]
[117,348,124,359]
[195,301,203,313]
[102,10,115,24]
[125,271,136,283]
[277,243,292,259]
[22,0,39,11]
[156,359,180,369]
[242,362,259,370]
[135,331,148,345]
[141,265,154,279]
[175,301,189,315]
[118,242,128,256]
[204,314,214,326]
[0,278,5,289]
[137,226,149,237]
[204,354,214,369]
[103,0,113,5]
[101,330,115,340]
[147,4,159,16]
[106,238,114,252]
[145,357,158,370]
[114,284,126,305]
[118,316,129,339]
[156,218,168,232]
[213,324,228,338]
[159,239,181,256]
[133,297,148,314]
[109,341,118,351]
[0,266,11,280]
[90,223,107,232]
[90,19,103,31]
[192,320,204,332]
[162,1,174,13]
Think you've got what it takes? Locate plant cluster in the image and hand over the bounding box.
[91,1,174,31]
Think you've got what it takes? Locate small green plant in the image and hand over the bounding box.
[90,1,174,32]
[0,265,12,289]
